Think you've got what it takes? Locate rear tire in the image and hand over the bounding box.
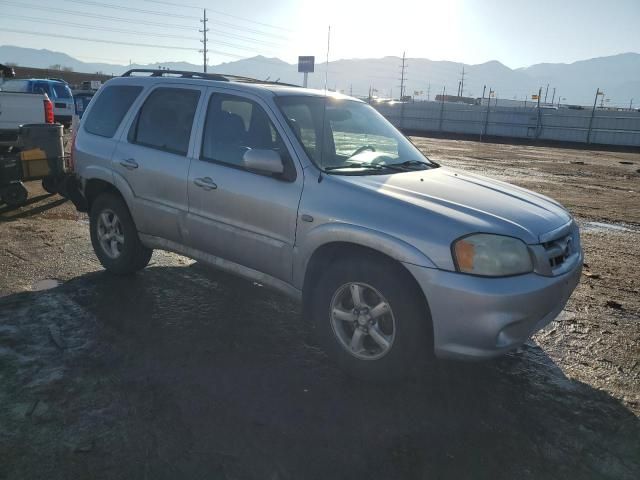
[1,183,28,207]
[90,193,152,275]
[42,176,58,194]
[307,253,433,381]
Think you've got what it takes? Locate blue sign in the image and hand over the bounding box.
[298,56,315,73]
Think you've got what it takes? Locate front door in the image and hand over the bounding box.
[187,90,303,283]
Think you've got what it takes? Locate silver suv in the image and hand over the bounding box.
[70,69,582,380]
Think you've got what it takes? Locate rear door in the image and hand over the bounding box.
[187,89,303,283]
[112,84,204,243]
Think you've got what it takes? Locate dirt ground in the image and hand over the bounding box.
[0,138,639,479]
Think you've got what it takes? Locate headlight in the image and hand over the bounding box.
[452,234,533,277]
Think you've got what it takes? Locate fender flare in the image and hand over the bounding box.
[293,222,437,289]
[83,167,141,222]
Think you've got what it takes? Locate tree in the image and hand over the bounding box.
[49,64,62,70]
[62,66,74,72]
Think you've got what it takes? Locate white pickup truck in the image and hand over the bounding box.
[0,90,53,150]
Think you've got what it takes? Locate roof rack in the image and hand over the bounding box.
[121,68,300,88]
[121,69,229,81]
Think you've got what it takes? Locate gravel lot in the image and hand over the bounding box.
[1,137,639,479]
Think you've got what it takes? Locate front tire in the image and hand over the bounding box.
[90,193,152,275]
[308,253,433,381]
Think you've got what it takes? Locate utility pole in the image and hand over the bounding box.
[600,95,605,108]
[439,86,446,131]
[459,65,466,97]
[534,87,543,139]
[457,81,461,98]
[426,83,431,101]
[551,87,556,105]
[544,83,549,103]
[481,85,486,104]
[199,9,209,72]
[587,88,603,144]
[630,98,634,110]
[398,51,407,100]
[349,84,353,96]
[481,87,493,141]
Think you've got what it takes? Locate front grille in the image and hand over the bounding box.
[531,221,581,276]
[543,234,574,269]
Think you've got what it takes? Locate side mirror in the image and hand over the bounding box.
[243,149,284,175]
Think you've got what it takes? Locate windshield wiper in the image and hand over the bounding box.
[324,162,402,172]
[388,159,438,170]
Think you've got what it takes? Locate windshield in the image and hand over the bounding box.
[52,83,72,99]
[275,95,436,174]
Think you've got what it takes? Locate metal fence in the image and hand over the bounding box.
[374,101,640,148]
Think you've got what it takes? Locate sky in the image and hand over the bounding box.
[0,0,639,68]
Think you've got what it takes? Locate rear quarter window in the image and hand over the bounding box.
[84,85,143,138]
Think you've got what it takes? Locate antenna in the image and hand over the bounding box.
[324,25,331,93]
[319,25,331,178]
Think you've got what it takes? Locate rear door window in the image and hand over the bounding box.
[129,87,200,156]
[84,85,143,138]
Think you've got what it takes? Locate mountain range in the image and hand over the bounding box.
[1,45,638,106]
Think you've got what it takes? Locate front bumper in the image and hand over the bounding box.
[403,253,582,360]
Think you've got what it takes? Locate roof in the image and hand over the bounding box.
[117,69,359,101]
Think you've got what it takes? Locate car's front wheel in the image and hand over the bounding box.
[308,253,433,380]
[90,193,152,275]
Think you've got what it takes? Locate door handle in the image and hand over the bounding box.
[193,177,217,190]
[119,158,139,170]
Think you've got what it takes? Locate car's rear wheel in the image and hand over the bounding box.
[308,253,432,381]
[90,193,152,275]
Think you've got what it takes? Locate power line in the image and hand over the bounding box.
[142,0,293,32]
[55,0,200,20]
[0,28,249,56]
[3,13,200,41]
[46,0,290,39]
[0,1,192,29]
[2,13,281,56]
[0,1,288,46]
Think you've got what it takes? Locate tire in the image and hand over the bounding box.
[307,253,433,381]
[89,192,152,275]
[42,176,58,194]
[1,183,28,207]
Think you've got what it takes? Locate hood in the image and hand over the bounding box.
[338,167,571,243]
